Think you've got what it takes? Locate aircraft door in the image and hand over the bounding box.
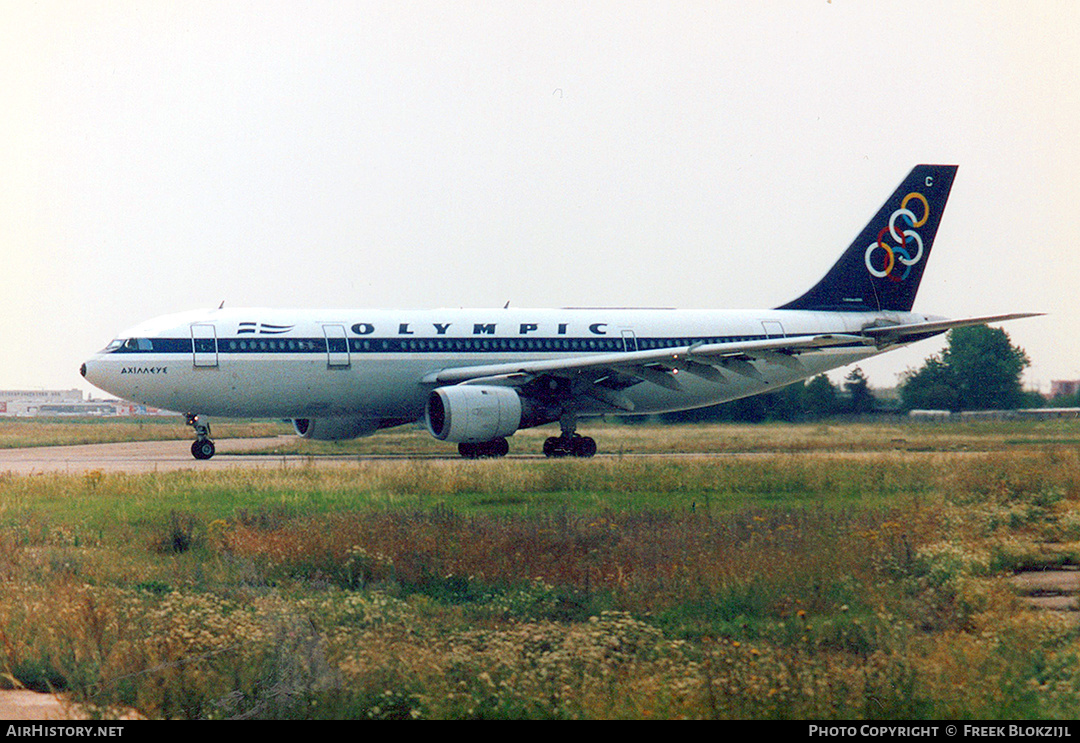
[191,324,218,368]
[323,324,351,368]
[621,330,638,352]
[761,321,786,339]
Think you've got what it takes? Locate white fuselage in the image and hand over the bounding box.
[81,306,921,424]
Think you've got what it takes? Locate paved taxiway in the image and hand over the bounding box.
[0,437,311,475]
[1,437,1000,476]
[0,438,618,474]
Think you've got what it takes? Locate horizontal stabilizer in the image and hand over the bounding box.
[862,313,1043,344]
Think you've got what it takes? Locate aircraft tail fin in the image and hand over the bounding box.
[778,164,958,313]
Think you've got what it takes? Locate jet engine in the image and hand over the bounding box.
[425,385,526,443]
[292,417,380,441]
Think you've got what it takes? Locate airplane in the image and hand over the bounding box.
[81,164,1039,460]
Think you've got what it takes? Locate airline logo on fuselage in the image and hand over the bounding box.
[238,322,295,335]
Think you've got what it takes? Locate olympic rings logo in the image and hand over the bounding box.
[864,192,930,282]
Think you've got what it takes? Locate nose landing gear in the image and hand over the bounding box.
[186,414,215,460]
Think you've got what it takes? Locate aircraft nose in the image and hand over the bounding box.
[81,358,103,388]
[81,356,121,398]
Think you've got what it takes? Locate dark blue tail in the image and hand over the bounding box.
[778,164,958,313]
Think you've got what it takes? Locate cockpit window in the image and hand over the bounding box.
[107,338,154,352]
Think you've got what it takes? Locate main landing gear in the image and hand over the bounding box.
[542,414,596,458]
[542,433,597,458]
[455,418,598,460]
[456,433,597,459]
[458,437,510,459]
[187,414,215,460]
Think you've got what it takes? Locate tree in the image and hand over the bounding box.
[657,376,835,423]
[943,325,1031,410]
[802,374,840,419]
[843,367,875,414]
[899,326,1030,411]
[899,356,960,411]
[1050,387,1080,408]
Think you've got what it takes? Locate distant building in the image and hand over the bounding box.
[0,389,175,417]
[0,389,84,404]
[1051,380,1080,399]
[908,409,952,420]
[1,389,82,416]
[961,408,1080,421]
[910,408,1080,421]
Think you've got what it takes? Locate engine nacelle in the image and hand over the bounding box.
[425,385,524,443]
[292,417,380,441]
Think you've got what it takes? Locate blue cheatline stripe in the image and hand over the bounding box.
[107,333,855,356]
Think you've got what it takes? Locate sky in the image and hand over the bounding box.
[2,0,1077,397]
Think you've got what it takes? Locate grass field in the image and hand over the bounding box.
[2,418,1080,719]
[5,414,1080,454]
[0,416,289,449]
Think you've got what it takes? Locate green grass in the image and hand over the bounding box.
[2,421,1080,718]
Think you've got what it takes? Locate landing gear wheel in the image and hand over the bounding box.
[191,439,216,460]
[543,434,597,458]
[458,437,509,459]
[572,436,597,458]
[186,414,215,460]
[489,437,510,457]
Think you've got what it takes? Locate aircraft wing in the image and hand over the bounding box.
[423,333,874,408]
[423,312,1041,410]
